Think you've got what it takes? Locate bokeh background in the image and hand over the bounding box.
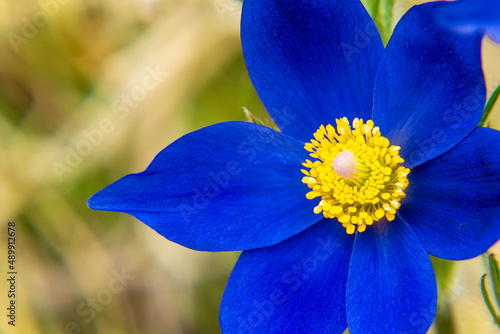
[0,0,499,333]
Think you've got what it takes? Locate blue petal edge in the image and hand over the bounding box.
[241,0,383,142]
[435,0,500,31]
[88,121,321,252]
[401,126,500,260]
[373,1,486,168]
[220,219,353,334]
[346,216,437,334]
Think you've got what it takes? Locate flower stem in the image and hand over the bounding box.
[489,254,500,309]
[434,302,456,334]
[481,254,500,327]
[481,274,500,327]
[479,85,500,127]
[362,0,395,45]
[431,256,457,333]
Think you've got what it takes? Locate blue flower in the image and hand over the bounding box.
[435,0,500,43]
[89,1,500,333]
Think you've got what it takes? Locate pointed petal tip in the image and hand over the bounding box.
[82,122,323,251]
[87,181,126,212]
[87,188,110,211]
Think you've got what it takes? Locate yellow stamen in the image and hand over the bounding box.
[302,118,410,234]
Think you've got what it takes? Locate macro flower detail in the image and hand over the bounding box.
[302,118,409,234]
[435,0,500,43]
[88,0,500,333]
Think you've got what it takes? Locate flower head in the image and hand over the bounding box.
[89,0,500,333]
[436,0,500,43]
[302,118,410,234]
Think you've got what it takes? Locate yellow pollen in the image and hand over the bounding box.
[302,118,410,234]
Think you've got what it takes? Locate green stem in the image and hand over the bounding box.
[434,302,456,334]
[489,254,500,317]
[431,257,457,334]
[362,0,394,46]
[481,274,500,327]
[479,85,500,127]
[377,0,395,46]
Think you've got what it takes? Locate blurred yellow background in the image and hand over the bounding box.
[0,0,499,333]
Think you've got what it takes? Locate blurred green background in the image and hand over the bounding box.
[0,0,499,333]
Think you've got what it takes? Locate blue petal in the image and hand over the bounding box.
[346,217,437,334]
[488,25,500,43]
[373,2,485,168]
[241,0,383,142]
[435,0,500,36]
[88,121,320,252]
[220,219,353,334]
[400,127,500,260]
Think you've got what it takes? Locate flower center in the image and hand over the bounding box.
[332,150,357,179]
[301,118,410,234]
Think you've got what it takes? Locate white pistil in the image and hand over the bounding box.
[333,150,358,179]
